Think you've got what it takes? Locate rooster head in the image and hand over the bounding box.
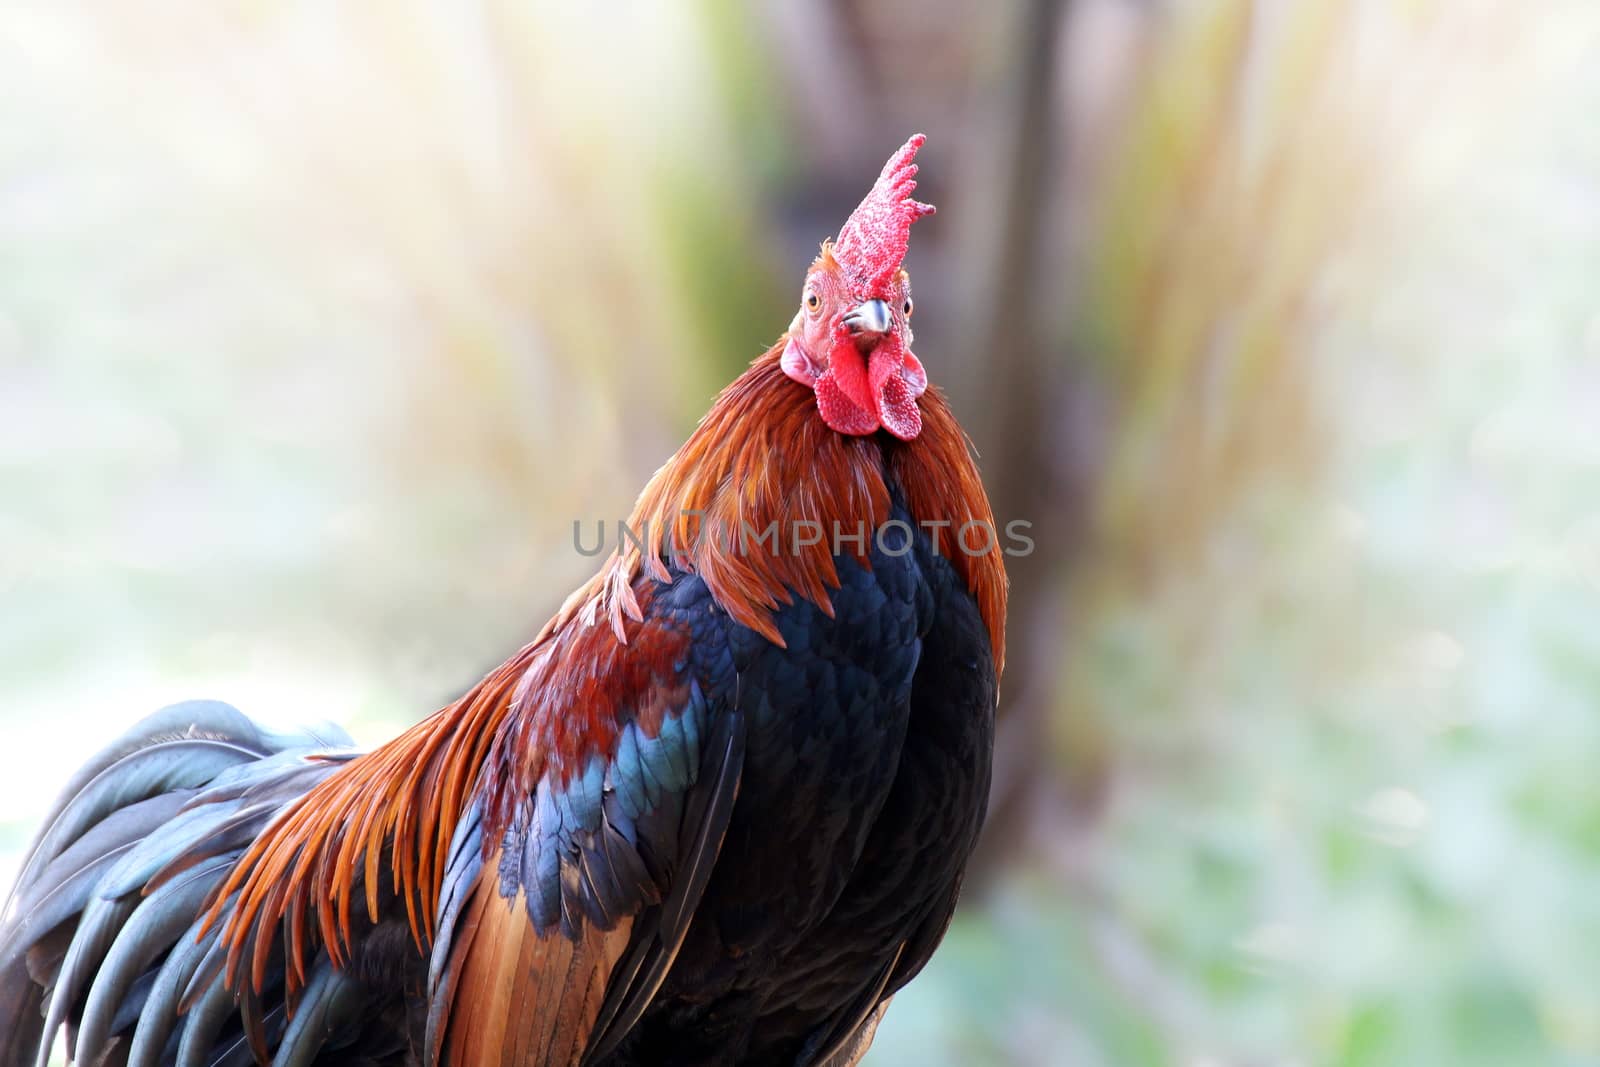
[782,134,935,441]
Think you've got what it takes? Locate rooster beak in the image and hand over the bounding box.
[841,299,892,339]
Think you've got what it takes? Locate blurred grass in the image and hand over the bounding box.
[5,2,1600,1065]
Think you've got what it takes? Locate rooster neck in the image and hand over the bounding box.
[882,391,1009,674]
[552,352,891,650]
[549,348,1006,674]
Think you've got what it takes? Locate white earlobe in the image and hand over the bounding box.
[900,350,928,398]
[781,336,819,387]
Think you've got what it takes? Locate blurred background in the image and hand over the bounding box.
[4,1,1600,1063]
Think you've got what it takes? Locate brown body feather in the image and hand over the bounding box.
[205,348,1007,1054]
[438,866,633,1067]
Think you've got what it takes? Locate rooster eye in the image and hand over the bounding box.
[805,290,821,313]
[903,298,914,318]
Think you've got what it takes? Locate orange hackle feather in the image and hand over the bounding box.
[205,345,1006,999]
[888,411,1008,672]
[203,646,539,989]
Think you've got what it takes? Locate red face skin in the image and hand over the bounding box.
[780,263,928,441]
[781,134,935,441]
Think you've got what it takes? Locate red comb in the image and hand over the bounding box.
[833,134,936,294]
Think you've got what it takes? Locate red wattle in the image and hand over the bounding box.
[828,343,872,409]
[813,337,924,439]
[868,340,922,440]
[816,370,880,435]
[815,343,878,435]
[876,371,922,440]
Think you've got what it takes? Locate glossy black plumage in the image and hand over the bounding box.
[0,468,995,1067]
[594,489,997,1066]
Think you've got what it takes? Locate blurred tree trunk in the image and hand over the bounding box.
[953,0,1110,883]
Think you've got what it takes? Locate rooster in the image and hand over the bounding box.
[0,134,1006,1067]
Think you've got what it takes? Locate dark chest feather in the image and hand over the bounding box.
[608,498,997,1065]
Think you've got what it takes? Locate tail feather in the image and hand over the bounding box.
[173,972,259,1067]
[0,702,356,1067]
[6,794,190,959]
[108,966,159,1040]
[272,958,368,1067]
[72,858,230,1060]
[0,958,44,1067]
[38,893,139,1067]
[123,899,220,1067]
[4,701,269,917]
[96,804,232,902]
